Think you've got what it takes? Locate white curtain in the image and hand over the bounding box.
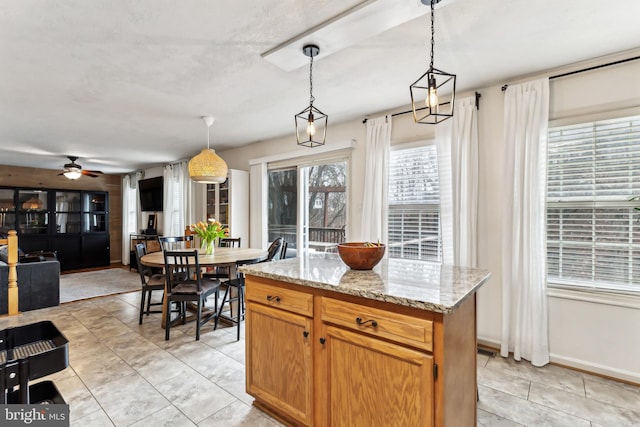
[163,162,195,236]
[501,78,550,367]
[360,115,391,242]
[435,96,479,267]
[179,161,198,228]
[249,162,268,249]
[121,174,139,265]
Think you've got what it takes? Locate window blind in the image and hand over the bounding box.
[547,115,640,292]
[388,145,442,262]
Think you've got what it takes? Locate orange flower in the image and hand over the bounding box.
[189,218,229,242]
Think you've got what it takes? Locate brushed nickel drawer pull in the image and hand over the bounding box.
[355,317,378,327]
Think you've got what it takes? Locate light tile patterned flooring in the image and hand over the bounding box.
[1,291,639,426]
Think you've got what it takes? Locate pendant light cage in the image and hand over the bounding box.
[410,0,456,125]
[295,44,327,147]
[188,116,228,184]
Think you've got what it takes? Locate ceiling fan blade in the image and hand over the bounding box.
[81,170,103,177]
[84,169,104,174]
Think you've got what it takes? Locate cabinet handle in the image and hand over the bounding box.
[355,317,378,328]
[303,331,309,338]
[266,295,281,302]
[319,337,326,345]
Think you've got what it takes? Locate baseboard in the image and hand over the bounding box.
[548,353,640,386]
[478,335,640,385]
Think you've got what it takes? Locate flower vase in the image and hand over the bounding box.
[202,239,215,255]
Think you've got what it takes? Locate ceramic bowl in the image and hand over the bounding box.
[337,242,385,270]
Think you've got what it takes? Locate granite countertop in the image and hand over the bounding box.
[239,253,491,314]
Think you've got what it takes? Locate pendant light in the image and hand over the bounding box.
[295,44,327,147]
[188,116,228,184]
[409,0,456,125]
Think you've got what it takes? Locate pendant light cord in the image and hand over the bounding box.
[206,123,211,149]
[309,53,315,107]
[429,0,435,70]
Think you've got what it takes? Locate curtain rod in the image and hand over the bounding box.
[501,55,640,91]
[362,92,481,123]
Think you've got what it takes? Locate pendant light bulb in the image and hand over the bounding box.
[306,112,316,136]
[426,76,438,108]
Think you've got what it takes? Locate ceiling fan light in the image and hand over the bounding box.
[63,169,82,180]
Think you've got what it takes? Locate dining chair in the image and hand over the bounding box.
[214,257,261,341]
[214,237,286,341]
[204,237,242,281]
[163,250,220,340]
[218,237,241,248]
[134,243,165,325]
[266,237,285,261]
[158,235,194,251]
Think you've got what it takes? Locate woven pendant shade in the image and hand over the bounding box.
[188,148,228,184]
[188,116,228,183]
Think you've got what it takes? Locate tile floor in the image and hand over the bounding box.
[1,291,639,427]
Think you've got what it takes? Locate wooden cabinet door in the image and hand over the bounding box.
[246,301,313,426]
[319,325,434,427]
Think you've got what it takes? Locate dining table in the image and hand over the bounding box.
[140,247,268,328]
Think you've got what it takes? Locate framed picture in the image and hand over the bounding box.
[147,214,156,231]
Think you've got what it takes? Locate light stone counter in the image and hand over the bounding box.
[240,252,491,314]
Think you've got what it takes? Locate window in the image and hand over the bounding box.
[268,160,347,254]
[547,114,640,293]
[388,144,441,261]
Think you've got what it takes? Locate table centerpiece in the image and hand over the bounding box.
[189,219,228,255]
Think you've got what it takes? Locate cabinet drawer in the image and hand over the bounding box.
[245,279,313,317]
[321,297,433,352]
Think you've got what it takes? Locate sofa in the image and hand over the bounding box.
[0,248,60,314]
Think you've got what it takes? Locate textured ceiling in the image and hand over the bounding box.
[1,0,639,174]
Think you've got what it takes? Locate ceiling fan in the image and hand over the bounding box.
[59,156,104,180]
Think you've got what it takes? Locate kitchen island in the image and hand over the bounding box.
[240,253,491,427]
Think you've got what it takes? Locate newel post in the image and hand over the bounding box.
[7,230,19,315]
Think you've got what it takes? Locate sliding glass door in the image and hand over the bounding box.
[268,168,298,252]
[268,160,347,257]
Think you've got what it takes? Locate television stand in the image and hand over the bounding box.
[129,234,160,271]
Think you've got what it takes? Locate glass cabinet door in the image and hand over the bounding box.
[55,191,81,233]
[0,189,16,234]
[219,178,229,225]
[83,192,107,232]
[18,190,49,235]
[206,184,216,220]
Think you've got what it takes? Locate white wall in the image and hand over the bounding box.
[219,49,640,383]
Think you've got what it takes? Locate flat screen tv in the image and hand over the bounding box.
[138,176,163,212]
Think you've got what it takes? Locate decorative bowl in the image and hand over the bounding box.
[337,242,385,270]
